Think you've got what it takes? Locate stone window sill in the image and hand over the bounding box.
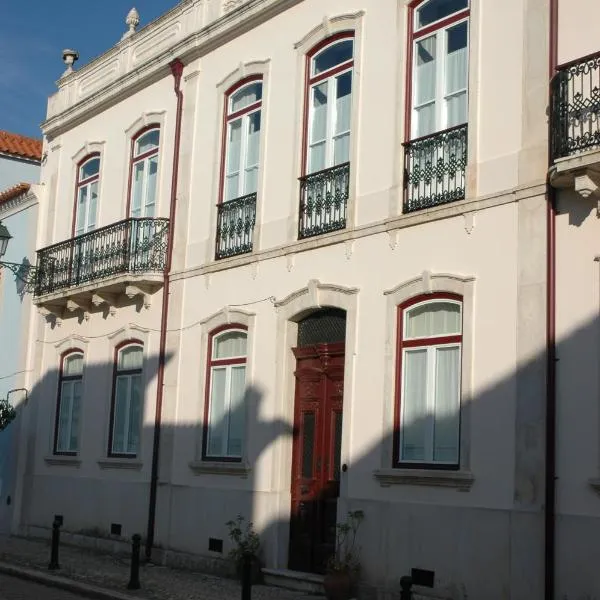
[373,468,474,491]
[188,460,251,478]
[97,457,143,470]
[44,455,81,467]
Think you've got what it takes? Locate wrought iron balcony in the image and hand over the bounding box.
[215,193,256,260]
[34,217,169,297]
[403,124,468,213]
[551,52,600,160]
[298,162,349,239]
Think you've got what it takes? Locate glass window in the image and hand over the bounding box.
[204,329,248,460]
[135,129,160,156]
[55,352,84,454]
[110,344,143,456]
[416,0,468,30]
[130,128,160,218]
[397,298,462,466]
[312,39,354,76]
[74,155,100,235]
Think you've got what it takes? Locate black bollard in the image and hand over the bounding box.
[127,534,142,590]
[241,553,252,600]
[48,519,61,570]
[400,575,413,600]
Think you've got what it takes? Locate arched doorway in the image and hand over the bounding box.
[288,308,346,573]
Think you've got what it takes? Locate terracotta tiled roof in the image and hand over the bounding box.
[0,130,42,162]
[0,183,31,206]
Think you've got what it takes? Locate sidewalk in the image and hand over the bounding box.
[0,536,318,600]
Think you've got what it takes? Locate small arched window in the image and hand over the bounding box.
[109,343,144,457]
[304,34,354,174]
[203,327,248,460]
[74,155,100,236]
[54,351,84,454]
[395,294,463,467]
[410,0,470,138]
[129,127,160,218]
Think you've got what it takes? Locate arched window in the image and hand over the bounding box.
[129,127,160,218]
[54,351,84,454]
[410,0,470,138]
[203,327,248,460]
[304,34,354,174]
[74,155,100,236]
[395,294,462,467]
[109,343,144,457]
[221,80,263,203]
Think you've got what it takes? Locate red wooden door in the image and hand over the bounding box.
[288,342,344,574]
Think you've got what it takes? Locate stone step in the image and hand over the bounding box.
[261,568,325,595]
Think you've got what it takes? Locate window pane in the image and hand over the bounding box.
[417,0,468,29]
[135,129,160,155]
[88,182,98,230]
[112,377,129,454]
[309,82,328,173]
[75,186,88,235]
[227,365,246,457]
[56,381,73,452]
[63,353,83,376]
[405,302,461,338]
[118,346,143,371]
[80,157,100,180]
[127,375,142,454]
[230,82,262,113]
[214,331,247,359]
[312,39,353,76]
[207,368,227,456]
[335,72,352,134]
[226,120,242,200]
[416,36,437,105]
[244,111,261,195]
[69,380,82,452]
[433,346,460,462]
[445,21,468,126]
[401,349,428,461]
[131,162,145,217]
[145,156,158,215]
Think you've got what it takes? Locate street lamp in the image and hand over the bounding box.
[0,220,37,292]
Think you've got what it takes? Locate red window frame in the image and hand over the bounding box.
[404,0,471,142]
[125,125,160,217]
[72,153,101,237]
[53,349,84,456]
[393,292,463,469]
[301,31,355,176]
[202,324,248,462]
[218,76,263,206]
[107,340,144,458]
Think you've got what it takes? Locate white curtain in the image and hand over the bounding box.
[136,129,159,155]
[406,302,461,338]
[118,346,143,370]
[415,36,437,137]
[333,72,352,165]
[127,374,142,454]
[227,365,246,457]
[69,380,82,452]
[309,82,328,173]
[244,112,261,195]
[226,120,242,200]
[75,186,88,236]
[88,182,98,231]
[57,380,77,452]
[433,346,460,462]
[112,376,129,453]
[231,83,261,113]
[401,349,428,461]
[214,331,247,359]
[145,156,158,217]
[208,367,227,456]
[64,354,83,376]
[131,162,144,218]
[445,22,468,127]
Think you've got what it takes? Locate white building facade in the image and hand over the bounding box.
[11,1,600,599]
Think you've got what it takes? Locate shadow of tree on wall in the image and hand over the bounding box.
[2,301,600,600]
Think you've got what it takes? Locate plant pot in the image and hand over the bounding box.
[323,570,354,600]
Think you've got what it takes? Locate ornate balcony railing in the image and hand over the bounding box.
[34,217,169,297]
[551,51,600,160]
[403,124,468,213]
[298,162,349,239]
[215,193,256,259]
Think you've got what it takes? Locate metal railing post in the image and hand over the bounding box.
[400,575,413,600]
[48,518,61,570]
[241,553,252,600]
[127,534,141,590]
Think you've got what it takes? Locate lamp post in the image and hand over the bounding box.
[0,220,38,293]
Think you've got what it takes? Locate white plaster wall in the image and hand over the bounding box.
[557,0,600,65]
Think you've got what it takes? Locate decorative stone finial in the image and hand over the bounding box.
[61,49,79,78]
[122,7,140,39]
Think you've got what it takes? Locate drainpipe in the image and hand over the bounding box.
[545,1,558,599]
[145,58,184,560]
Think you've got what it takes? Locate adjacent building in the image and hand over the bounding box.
[8,1,600,598]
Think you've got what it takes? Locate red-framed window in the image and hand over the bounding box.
[302,32,354,175]
[53,350,84,455]
[394,293,463,468]
[108,342,144,457]
[73,154,100,236]
[128,126,160,218]
[407,0,470,139]
[202,325,248,461]
[219,77,263,203]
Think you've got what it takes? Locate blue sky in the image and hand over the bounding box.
[1,2,178,139]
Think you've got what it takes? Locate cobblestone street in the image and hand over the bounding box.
[0,574,88,600]
[0,536,319,600]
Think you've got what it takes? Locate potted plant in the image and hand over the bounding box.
[324,510,365,600]
[225,514,262,584]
